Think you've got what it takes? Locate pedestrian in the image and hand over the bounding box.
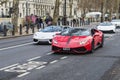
[45,14,53,26]
[35,16,39,28]
[73,18,76,27]
[38,17,43,29]
[57,17,61,26]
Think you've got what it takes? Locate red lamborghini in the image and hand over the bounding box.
[52,27,104,53]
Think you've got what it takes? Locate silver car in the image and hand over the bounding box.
[0,22,13,33]
[111,19,120,28]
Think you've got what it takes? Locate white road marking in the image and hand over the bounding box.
[60,56,68,60]
[50,60,58,64]
[46,52,52,55]
[17,72,30,77]
[3,61,47,73]
[0,42,34,51]
[5,69,27,73]
[27,56,41,61]
[36,65,46,69]
[0,63,19,71]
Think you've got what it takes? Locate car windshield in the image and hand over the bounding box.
[99,22,113,26]
[40,26,62,32]
[60,28,90,36]
[111,20,120,22]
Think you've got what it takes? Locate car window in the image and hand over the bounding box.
[60,28,90,36]
[111,20,120,22]
[99,22,113,26]
[40,26,62,32]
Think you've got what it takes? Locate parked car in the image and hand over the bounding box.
[97,22,116,33]
[33,25,63,44]
[111,19,120,28]
[52,27,104,54]
[0,22,13,33]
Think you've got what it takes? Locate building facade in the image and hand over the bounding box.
[0,0,80,18]
[0,0,55,18]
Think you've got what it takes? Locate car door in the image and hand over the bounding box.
[92,29,100,47]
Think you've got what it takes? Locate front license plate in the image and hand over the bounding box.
[63,48,70,51]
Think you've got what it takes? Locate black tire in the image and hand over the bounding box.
[99,35,104,48]
[89,40,95,53]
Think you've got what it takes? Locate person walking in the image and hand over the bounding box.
[45,14,53,26]
[38,17,43,29]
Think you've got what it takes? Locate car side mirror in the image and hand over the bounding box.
[91,29,95,35]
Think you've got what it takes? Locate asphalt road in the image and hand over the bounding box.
[0,28,120,80]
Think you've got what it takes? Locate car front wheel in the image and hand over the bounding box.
[89,40,95,53]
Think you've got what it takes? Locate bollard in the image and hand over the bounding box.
[26,24,29,34]
[32,25,34,33]
[71,21,72,27]
[20,24,22,35]
[12,25,15,36]
[3,25,7,36]
[37,24,39,31]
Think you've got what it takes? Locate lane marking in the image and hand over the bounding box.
[50,60,58,64]
[27,56,41,61]
[0,63,19,71]
[36,65,46,69]
[0,42,34,51]
[17,72,30,77]
[46,52,52,55]
[5,69,27,73]
[60,56,68,60]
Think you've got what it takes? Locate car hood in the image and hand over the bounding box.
[53,35,90,48]
[33,32,59,39]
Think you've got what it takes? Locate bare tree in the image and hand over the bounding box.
[0,0,8,5]
[53,0,60,25]
[11,0,19,32]
[77,0,120,19]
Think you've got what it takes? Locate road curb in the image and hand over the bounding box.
[0,34,33,40]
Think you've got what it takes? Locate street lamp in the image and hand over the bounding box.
[63,0,67,25]
[100,1,103,22]
[26,0,28,16]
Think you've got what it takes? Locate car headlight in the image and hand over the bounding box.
[53,39,58,44]
[79,40,88,45]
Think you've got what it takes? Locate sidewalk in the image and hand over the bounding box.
[0,22,99,40]
[0,27,39,39]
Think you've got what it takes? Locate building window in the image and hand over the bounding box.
[6,9,8,16]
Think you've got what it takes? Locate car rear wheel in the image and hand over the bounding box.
[99,35,104,48]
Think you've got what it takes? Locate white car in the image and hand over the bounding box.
[111,19,120,27]
[33,26,62,44]
[97,22,116,33]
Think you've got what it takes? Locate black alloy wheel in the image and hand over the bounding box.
[89,40,95,53]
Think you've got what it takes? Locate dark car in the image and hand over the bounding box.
[0,22,13,33]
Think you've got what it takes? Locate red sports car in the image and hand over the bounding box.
[52,27,104,53]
